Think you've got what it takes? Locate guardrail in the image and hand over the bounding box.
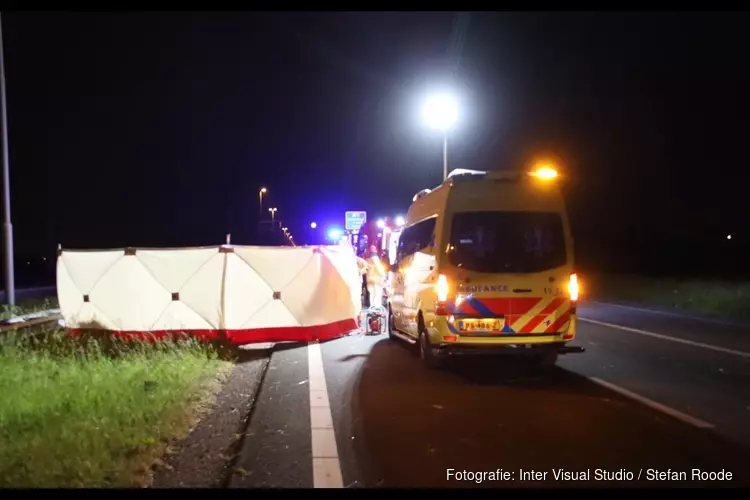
[0,308,62,333]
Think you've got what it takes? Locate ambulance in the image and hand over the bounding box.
[386,165,584,368]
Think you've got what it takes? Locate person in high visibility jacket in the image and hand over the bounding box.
[356,254,369,308]
[364,245,386,307]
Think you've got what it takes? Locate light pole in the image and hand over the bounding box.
[259,187,267,219]
[421,93,458,180]
[268,207,277,228]
[306,222,317,245]
[0,14,14,305]
[441,135,448,181]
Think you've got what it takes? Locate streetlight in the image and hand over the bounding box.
[259,187,267,219]
[268,207,277,227]
[307,222,318,245]
[421,93,458,180]
[0,14,14,305]
[394,215,405,227]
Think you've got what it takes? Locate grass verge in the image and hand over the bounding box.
[585,273,750,321]
[0,330,233,487]
[0,297,59,320]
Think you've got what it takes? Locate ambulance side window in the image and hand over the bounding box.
[397,217,437,264]
[395,227,414,266]
[413,217,437,251]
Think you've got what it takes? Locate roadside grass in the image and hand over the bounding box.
[0,297,59,320]
[0,329,234,487]
[585,273,750,321]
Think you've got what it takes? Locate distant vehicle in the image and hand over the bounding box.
[386,166,584,368]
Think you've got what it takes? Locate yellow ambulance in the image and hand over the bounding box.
[386,165,584,368]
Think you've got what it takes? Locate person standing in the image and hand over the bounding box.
[364,245,385,308]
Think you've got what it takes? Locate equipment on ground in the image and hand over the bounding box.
[364,305,387,336]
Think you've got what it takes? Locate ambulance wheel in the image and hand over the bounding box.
[529,347,558,369]
[419,326,442,369]
[387,304,397,340]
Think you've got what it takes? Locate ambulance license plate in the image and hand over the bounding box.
[457,318,502,332]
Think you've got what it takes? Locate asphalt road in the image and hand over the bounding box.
[0,286,56,303]
[233,302,750,488]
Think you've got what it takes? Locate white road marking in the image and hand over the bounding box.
[580,317,750,359]
[307,341,343,488]
[589,377,714,429]
[588,300,750,328]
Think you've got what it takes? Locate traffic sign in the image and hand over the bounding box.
[345,211,367,230]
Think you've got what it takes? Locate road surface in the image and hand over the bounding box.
[229,301,750,488]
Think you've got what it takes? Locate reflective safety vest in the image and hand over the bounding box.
[365,255,385,284]
[356,257,368,276]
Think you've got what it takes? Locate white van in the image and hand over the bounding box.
[387,166,584,368]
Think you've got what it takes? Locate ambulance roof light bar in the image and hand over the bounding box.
[442,166,560,185]
[447,168,486,178]
[412,188,432,202]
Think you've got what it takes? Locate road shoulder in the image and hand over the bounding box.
[228,342,313,488]
[589,300,750,328]
[151,346,271,488]
[578,301,750,354]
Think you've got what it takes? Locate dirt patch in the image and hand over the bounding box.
[151,346,273,488]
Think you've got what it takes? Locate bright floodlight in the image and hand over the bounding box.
[310,222,317,229]
[376,219,385,229]
[727,234,732,240]
[260,187,267,194]
[395,215,405,227]
[328,228,342,240]
[422,93,458,132]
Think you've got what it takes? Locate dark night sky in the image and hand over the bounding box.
[3,11,748,272]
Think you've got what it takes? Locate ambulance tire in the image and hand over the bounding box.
[419,323,442,370]
[387,303,397,341]
[529,347,559,370]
